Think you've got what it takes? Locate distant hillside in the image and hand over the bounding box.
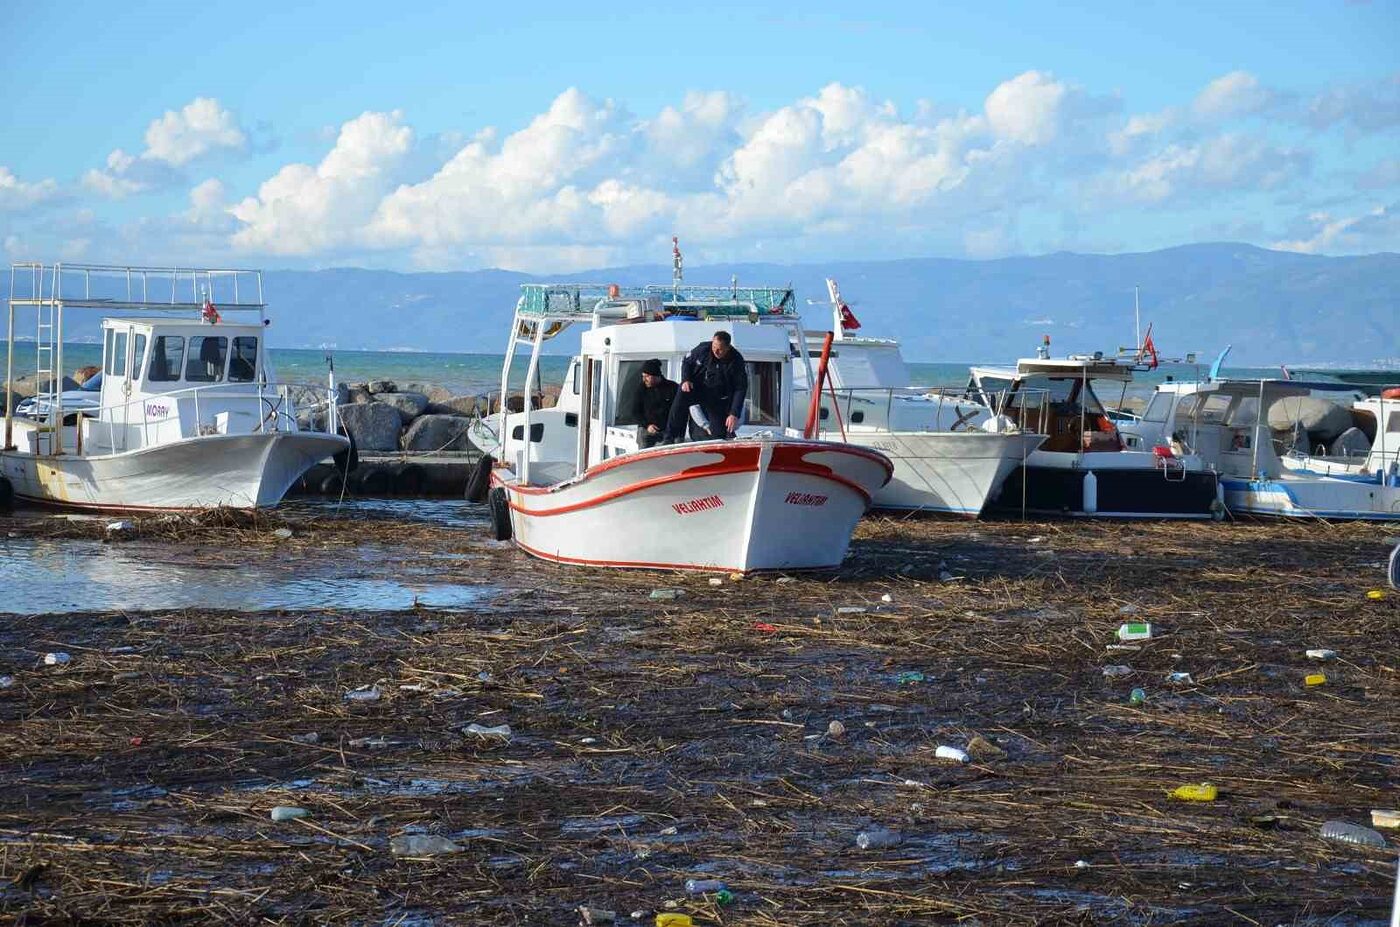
[43,244,1400,364]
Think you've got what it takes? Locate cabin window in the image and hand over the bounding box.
[1224,397,1259,427]
[229,336,258,382]
[1198,394,1232,424]
[186,336,228,383]
[148,336,185,382]
[1142,393,1174,423]
[130,334,148,382]
[590,360,603,421]
[612,360,648,426]
[975,376,1014,409]
[744,361,782,426]
[1387,411,1400,433]
[107,330,129,377]
[571,362,581,395]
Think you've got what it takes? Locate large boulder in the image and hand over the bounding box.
[346,385,372,404]
[375,391,430,424]
[367,379,397,395]
[428,394,483,417]
[73,365,101,385]
[337,402,402,451]
[9,373,80,399]
[401,382,453,404]
[1329,426,1371,458]
[402,414,474,452]
[1267,397,1352,445]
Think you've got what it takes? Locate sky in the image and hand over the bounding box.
[1,0,1397,273]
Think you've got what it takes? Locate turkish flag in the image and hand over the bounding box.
[838,302,861,331]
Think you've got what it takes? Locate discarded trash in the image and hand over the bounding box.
[655,915,693,927]
[684,879,728,894]
[1305,649,1337,661]
[104,520,135,539]
[775,576,794,584]
[649,588,685,601]
[895,671,925,685]
[1365,589,1385,601]
[1318,820,1387,848]
[344,685,381,702]
[880,593,893,603]
[1169,783,1218,802]
[289,732,320,745]
[1118,603,1141,614]
[0,675,13,689]
[348,735,402,749]
[577,905,616,925]
[1304,673,1327,687]
[714,889,735,906]
[836,605,867,614]
[43,652,71,666]
[1117,622,1153,641]
[270,806,309,822]
[1074,859,1089,869]
[1129,687,1147,705]
[1166,672,1194,685]
[826,720,846,738]
[390,834,465,856]
[1102,665,1134,678]
[1105,644,1140,652]
[461,722,513,740]
[967,734,1007,761]
[707,577,723,587]
[1370,809,1399,829]
[935,745,970,764]
[272,527,294,539]
[938,570,956,583]
[752,621,777,633]
[855,825,903,849]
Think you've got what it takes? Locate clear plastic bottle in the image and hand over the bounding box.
[684,879,728,894]
[855,826,903,849]
[1319,821,1387,849]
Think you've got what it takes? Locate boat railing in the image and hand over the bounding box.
[24,381,338,456]
[798,385,1050,436]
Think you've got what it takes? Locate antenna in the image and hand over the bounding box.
[1134,286,1141,356]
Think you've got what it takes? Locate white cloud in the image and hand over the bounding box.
[144,97,247,166]
[0,166,59,210]
[1093,133,1310,204]
[984,71,1068,145]
[1273,202,1397,253]
[1193,71,1273,121]
[232,110,413,255]
[84,98,246,198]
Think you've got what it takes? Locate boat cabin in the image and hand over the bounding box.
[967,358,1132,454]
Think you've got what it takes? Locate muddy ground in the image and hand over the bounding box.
[0,507,1397,925]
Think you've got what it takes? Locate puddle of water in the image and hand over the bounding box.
[0,537,490,615]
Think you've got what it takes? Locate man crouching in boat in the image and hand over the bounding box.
[663,331,748,443]
[635,358,679,448]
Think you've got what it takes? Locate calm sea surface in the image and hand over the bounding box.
[3,341,1282,400]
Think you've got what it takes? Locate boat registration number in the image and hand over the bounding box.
[785,492,828,507]
[673,494,724,515]
[145,401,173,417]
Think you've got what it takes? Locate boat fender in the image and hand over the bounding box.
[465,454,495,503]
[319,471,348,496]
[394,463,426,496]
[333,429,359,475]
[1082,470,1098,515]
[0,474,12,513]
[488,486,513,541]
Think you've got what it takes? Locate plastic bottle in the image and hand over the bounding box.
[936,745,970,764]
[1169,783,1218,802]
[1102,665,1134,678]
[1319,821,1387,848]
[270,806,309,822]
[684,878,728,894]
[1129,688,1146,705]
[655,915,693,927]
[390,834,464,856]
[43,652,71,666]
[1305,649,1337,661]
[855,826,903,849]
[1166,672,1194,685]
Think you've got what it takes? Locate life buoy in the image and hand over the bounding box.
[1381,387,1400,400]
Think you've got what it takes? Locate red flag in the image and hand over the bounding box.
[201,297,221,324]
[1141,329,1159,369]
[838,302,861,331]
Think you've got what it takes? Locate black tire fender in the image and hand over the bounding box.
[488,485,513,541]
[465,454,494,503]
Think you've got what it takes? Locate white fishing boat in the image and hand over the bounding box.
[1121,369,1400,520]
[1,263,349,511]
[795,279,1044,516]
[967,345,1221,518]
[478,279,892,573]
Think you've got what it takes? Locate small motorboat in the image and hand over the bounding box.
[2,263,349,511]
[480,279,892,572]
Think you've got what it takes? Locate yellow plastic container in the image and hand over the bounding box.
[1366,589,1385,601]
[1304,673,1327,687]
[656,915,694,927]
[1169,783,1218,802]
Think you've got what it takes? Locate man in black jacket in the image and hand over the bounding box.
[633,358,677,448]
[663,331,748,442]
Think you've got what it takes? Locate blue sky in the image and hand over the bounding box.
[1,0,1396,271]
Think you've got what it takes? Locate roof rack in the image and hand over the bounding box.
[518,283,796,319]
[8,262,266,312]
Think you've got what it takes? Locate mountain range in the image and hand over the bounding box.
[43,243,1400,365]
